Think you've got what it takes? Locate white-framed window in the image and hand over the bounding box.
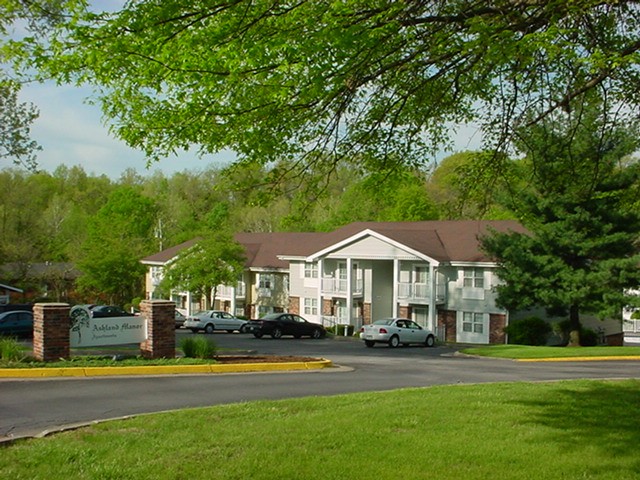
[259,274,274,289]
[463,268,484,288]
[462,312,484,334]
[304,263,318,278]
[303,297,318,315]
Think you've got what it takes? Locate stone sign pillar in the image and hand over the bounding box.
[33,303,71,362]
[140,300,176,359]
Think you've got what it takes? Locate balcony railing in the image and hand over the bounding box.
[321,277,363,296]
[397,282,446,303]
[623,319,640,333]
[217,283,247,299]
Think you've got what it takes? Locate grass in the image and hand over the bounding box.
[461,344,640,359]
[1,379,639,479]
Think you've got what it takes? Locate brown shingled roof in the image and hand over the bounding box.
[141,220,527,268]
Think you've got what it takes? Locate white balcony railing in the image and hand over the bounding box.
[321,277,363,295]
[623,319,640,333]
[257,287,272,298]
[397,282,446,303]
[217,282,247,299]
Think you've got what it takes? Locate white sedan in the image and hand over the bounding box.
[184,310,248,334]
[360,318,436,348]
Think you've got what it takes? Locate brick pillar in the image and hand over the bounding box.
[398,306,411,319]
[140,300,175,359]
[322,299,333,316]
[33,303,71,362]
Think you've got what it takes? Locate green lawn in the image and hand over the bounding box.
[461,345,640,359]
[2,380,639,479]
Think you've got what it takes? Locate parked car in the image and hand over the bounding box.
[360,318,435,348]
[175,310,187,329]
[184,310,248,334]
[90,305,134,318]
[0,310,34,337]
[248,313,326,339]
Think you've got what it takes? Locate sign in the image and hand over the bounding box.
[70,305,147,347]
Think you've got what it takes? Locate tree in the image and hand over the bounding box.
[481,98,640,346]
[1,0,81,170]
[19,1,640,182]
[76,186,157,305]
[0,80,40,170]
[159,232,246,309]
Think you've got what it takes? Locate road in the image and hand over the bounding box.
[2,331,639,442]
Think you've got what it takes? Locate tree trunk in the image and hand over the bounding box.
[567,304,581,347]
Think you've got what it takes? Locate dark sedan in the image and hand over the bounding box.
[248,313,326,339]
[90,305,134,318]
[0,310,34,337]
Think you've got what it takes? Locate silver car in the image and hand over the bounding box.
[184,310,248,334]
[360,318,435,348]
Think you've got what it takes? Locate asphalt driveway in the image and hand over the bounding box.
[2,331,639,442]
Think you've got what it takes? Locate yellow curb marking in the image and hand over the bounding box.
[0,359,333,378]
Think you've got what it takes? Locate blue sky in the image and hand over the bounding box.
[16,80,234,179]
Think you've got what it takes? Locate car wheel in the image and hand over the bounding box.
[388,335,400,348]
[240,324,248,333]
[364,340,375,348]
[271,328,283,339]
[311,328,323,339]
[425,335,435,347]
[204,324,215,334]
[254,332,263,339]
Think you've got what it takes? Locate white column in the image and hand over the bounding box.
[346,258,353,325]
[317,259,324,325]
[428,264,437,333]
[392,258,399,317]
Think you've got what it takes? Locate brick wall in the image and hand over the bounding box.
[438,310,457,343]
[398,306,411,319]
[489,313,507,344]
[33,303,71,362]
[288,296,300,315]
[363,303,371,324]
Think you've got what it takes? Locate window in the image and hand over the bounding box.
[462,312,484,334]
[414,265,428,284]
[304,298,318,315]
[304,263,318,278]
[259,274,274,289]
[463,268,484,288]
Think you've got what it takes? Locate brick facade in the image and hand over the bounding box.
[437,310,457,343]
[362,302,371,324]
[489,313,507,344]
[288,296,300,315]
[140,300,176,359]
[33,303,71,362]
[398,306,411,319]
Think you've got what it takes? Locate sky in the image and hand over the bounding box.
[15,80,235,179]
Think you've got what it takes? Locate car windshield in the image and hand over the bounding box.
[261,313,281,320]
[372,319,395,326]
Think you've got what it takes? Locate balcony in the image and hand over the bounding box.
[623,319,640,333]
[397,282,446,303]
[217,282,247,299]
[321,277,363,296]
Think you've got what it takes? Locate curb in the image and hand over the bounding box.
[516,356,640,362]
[0,358,334,378]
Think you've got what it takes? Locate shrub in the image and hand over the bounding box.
[504,317,552,346]
[180,336,217,359]
[0,337,26,363]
